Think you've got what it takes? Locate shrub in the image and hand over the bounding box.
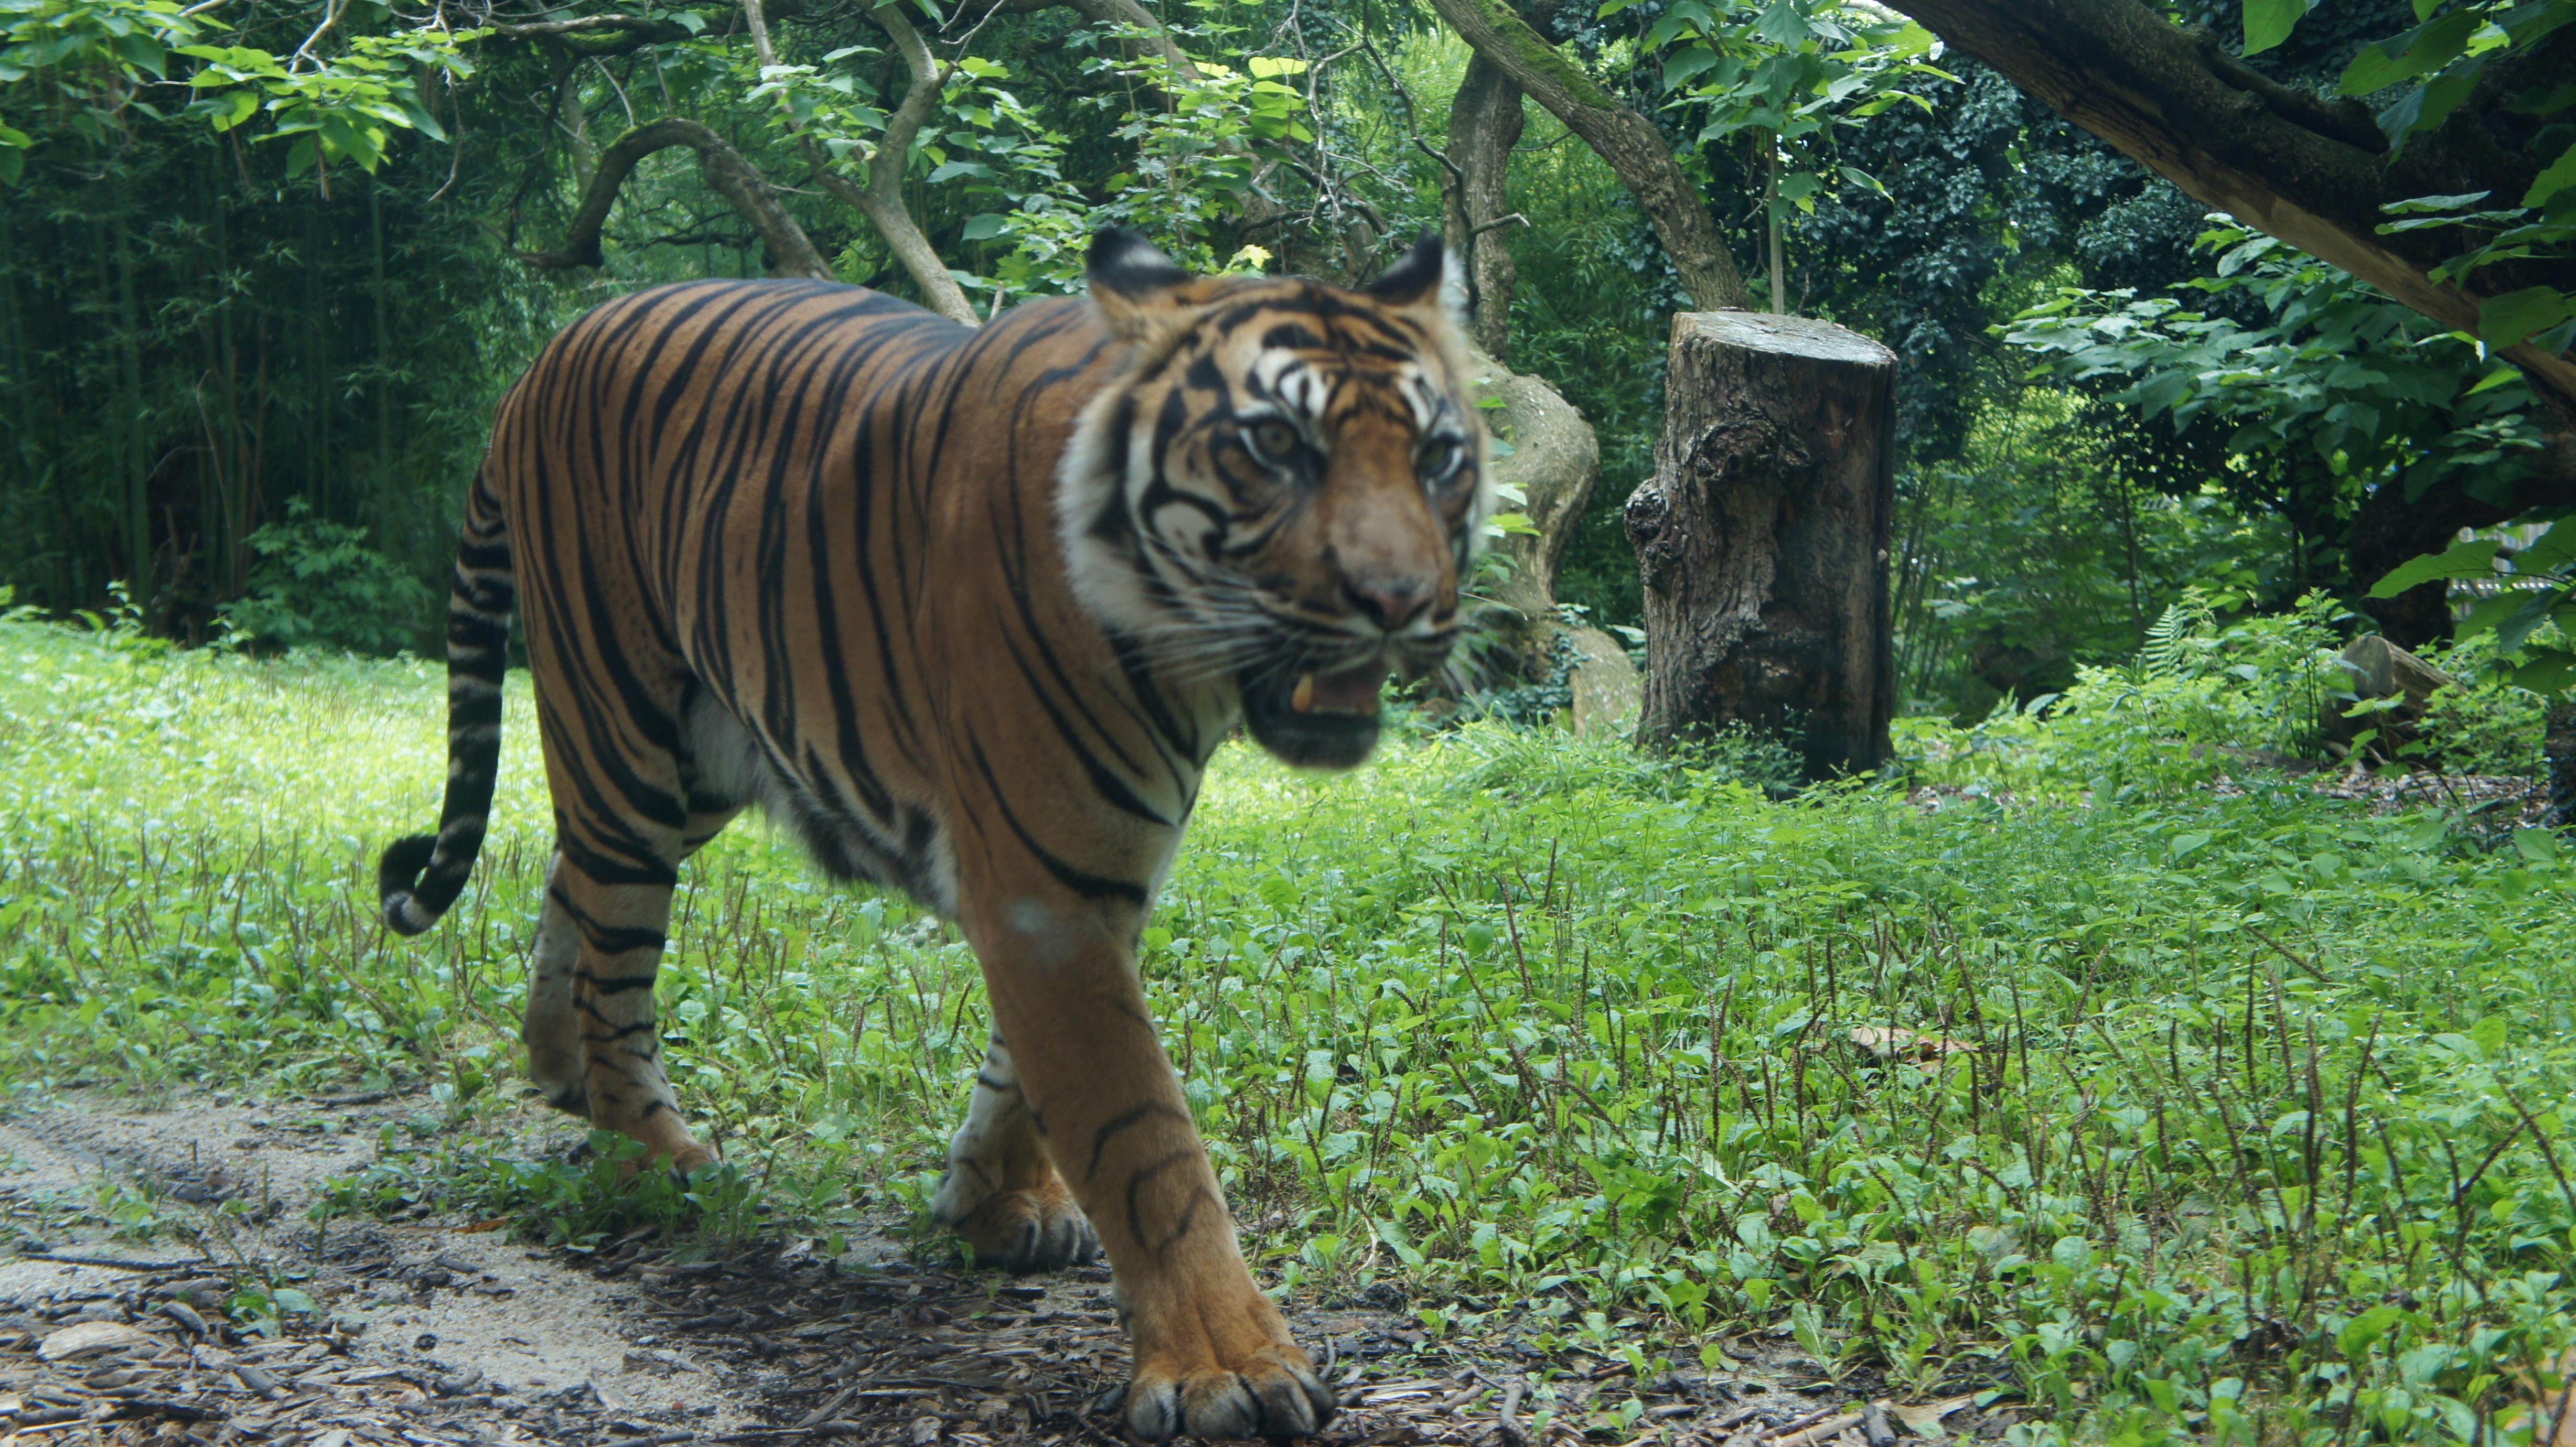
[1902,591,2352,796]
[216,501,435,656]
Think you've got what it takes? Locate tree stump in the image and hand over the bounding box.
[1624,311,1896,778]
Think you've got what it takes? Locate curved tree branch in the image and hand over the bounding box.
[1424,0,1748,311]
[515,117,833,279]
[1875,0,2576,424]
[746,0,979,325]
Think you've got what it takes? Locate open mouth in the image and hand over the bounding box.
[1238,660,1390,771]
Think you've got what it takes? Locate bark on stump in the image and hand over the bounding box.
[1625,311,1896,778]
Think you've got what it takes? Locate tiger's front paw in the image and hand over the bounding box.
[1124,1311,1333,1442]
[935,1173,1099,1272]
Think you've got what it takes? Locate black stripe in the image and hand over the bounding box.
[1087,1101,1190,1179]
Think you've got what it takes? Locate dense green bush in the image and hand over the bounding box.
[214,501,437,656]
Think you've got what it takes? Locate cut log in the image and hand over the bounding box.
[1624,311,1896,778]
[2326,634,2456,755]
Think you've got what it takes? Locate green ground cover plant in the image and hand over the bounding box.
[3,613,2574,1444]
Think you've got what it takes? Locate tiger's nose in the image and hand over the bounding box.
[1346,578,1435,632]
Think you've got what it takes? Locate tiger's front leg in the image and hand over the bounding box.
[961,895,1333,1443]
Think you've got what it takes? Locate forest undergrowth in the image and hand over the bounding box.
[2,612,2573,1446]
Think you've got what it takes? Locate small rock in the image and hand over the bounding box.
[38,1320,155,1362]
[414,1332,439,1351]
[909,1414,944,1446]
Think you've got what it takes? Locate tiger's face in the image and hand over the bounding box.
[1058,230,1491,771]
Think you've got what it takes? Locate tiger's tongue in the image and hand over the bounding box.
[1289,664,1388,716]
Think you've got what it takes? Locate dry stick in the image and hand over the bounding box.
[1494,1375,1528,1446]
[2241,922,2327,982]
[31,1251,213,1271]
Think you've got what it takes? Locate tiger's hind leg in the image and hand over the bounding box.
[522,858,586,1115]
[550,855,710,1172]
[523,803,738,1120]
[930,1029,1099,1271]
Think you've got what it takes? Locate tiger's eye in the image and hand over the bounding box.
[1246,419,1301,465]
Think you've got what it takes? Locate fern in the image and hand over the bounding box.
[2139,600,2207,681]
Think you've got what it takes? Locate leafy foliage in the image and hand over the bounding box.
[2008,225,2554,519]
[216,500,437,655]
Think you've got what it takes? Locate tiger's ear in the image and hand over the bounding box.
[1088,229,1199,344]
[1363,231,1464,327]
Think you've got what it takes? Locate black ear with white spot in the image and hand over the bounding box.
[1363,231,1449,308]
[1088,229,1199,342]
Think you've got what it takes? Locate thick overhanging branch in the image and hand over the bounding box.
[1424,0,1748,311]
[514,117,834,279]
[486,1,809,56]
[1876,0,2576,423]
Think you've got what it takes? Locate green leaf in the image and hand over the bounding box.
[2525,141,2576,208]
[2368,538,2498,598]
[2242,0,2309,56]
[959,212,1007,241]
[2506,647,2576,696]
[1662,47,1718,91]
[2341,42,2409,95]
[2339,1303,2404,1357]
[1752,0,1810,47]
[2478,286,2573,348]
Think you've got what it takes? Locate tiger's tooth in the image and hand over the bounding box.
[1291,673,1316,713]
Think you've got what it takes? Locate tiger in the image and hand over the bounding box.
[374,228,1489,1441]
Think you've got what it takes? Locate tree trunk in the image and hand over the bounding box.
[1424,0,1749,312]
[1625,311,1896,779]
[1443,55,1523,359]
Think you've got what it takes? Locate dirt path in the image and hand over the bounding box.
[0,1089,2005,1446]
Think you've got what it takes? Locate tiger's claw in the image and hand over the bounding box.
[1125,1347,1334,1443]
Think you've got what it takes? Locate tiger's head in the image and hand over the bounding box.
[1058,229,1491,772]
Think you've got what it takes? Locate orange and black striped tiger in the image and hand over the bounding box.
[375,229,1487,1440]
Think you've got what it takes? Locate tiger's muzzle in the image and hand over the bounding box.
[1237,611,1457,771]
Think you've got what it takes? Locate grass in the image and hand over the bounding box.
[3,612,2574,1444]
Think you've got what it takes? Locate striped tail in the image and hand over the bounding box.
[379,477,516,936]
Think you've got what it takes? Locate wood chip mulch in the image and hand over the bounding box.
[524,1231,2015,1447]
[1,1260,534,1447]
[3,1226,2013,1447]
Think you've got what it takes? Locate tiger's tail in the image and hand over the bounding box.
[379,476,516,936]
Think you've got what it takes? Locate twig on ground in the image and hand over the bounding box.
[29,1251,214,1272]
